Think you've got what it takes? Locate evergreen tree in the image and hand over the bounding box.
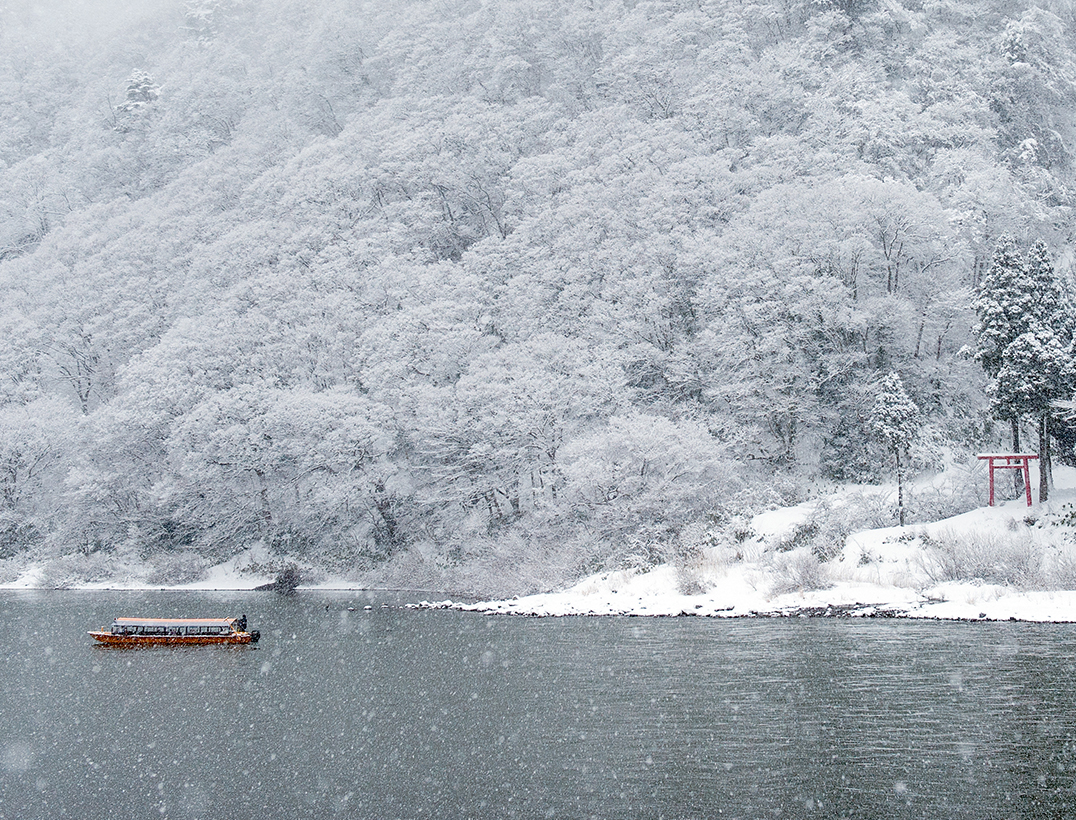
[973,236,1036,380]
[972,236,1075,499]
[113,70,160,131]
[975,238,1075,501]
[973,236,1031,493]
[1022,240,1074,496]
[993,329,1073,501]
[1025,240,1071,334]
[870,372,919,527]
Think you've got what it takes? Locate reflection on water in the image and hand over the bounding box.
[2,590,1076,819]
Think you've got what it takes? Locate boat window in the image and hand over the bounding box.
[100,621,243,637]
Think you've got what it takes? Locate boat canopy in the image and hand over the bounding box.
[113,617,238,628]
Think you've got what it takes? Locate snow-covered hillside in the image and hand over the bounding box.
[5,0,1076,586]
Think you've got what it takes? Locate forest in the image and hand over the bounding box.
[2,0,1076,593]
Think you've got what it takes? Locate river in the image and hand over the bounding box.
[2,590,1075,819]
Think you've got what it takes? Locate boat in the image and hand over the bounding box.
[89,615,260,647]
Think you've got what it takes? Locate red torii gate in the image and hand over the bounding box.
[977,453,1039,507]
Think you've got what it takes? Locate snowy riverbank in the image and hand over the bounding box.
[430,468,1076,623]
[8,468,1076,624]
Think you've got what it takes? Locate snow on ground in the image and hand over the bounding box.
[165,545,276,590]
[442,465,1076,622]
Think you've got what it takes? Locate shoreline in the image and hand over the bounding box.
[5,581,1076,623]
[7,469,1076,623]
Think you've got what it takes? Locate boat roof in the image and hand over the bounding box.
[112,617,238,627]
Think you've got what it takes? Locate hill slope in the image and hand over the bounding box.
[3,0,1076,591]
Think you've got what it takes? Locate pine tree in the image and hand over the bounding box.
[1025,240,1070,333]
[870,372,919,527]
[972,237,1075,499]
[973,237,1030,494]
[1021,240,1074,498]
[973,236,1036,381]
[113,70,161,132]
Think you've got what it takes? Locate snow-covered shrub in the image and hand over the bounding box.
[36,552,120,589]
[1043,546,1076,590]
[775,519,820,553]
[904,461,987,524]
[920,530,1043,587]
[731,474,804,513]
[144,551,210,586]
[773,493,896,563]
[669,523,713,595]
[1048,504,1076,528]
[770,550,830,595]
[727,516,756,544]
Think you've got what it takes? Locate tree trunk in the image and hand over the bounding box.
[253,468,273,532]
[896,449,905,527]
[1039,414,1052,504]
[1046,417,1054,487]
[1011,416,1024,497]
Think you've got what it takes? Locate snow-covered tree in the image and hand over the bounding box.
[114,70,161,129]
[870,372,920,526]
[993,330,1073,501]
[0,398,70,542]
[976,238,1074,499]
[559,412,736,569]
[1023,239,1074,492]
[973,236,1039,476]
[974,236,1035,382]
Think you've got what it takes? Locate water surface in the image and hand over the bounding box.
[2,590,1075,818]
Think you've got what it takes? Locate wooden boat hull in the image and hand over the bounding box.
[89,631,256,647]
